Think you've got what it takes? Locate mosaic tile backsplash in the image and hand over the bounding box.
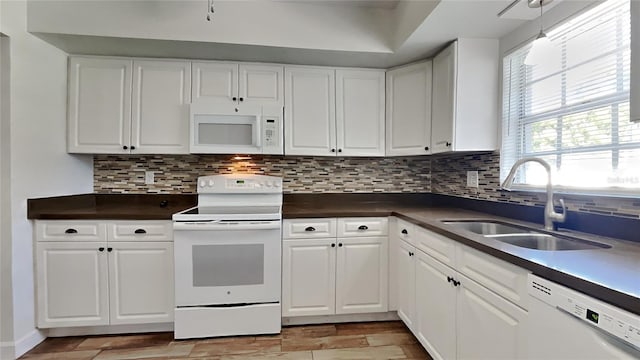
[94,152,640,219]
[94,155,432,194]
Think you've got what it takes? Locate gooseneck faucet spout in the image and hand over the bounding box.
[501,157,566,231]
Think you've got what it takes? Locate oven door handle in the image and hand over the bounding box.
[173,221,281,231]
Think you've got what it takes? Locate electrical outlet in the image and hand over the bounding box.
[144,171,155,185]
[467,171,479,188]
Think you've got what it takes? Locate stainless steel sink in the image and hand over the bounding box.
[441,220,532,235]
[487,233,611,251]
[442,220,611,251]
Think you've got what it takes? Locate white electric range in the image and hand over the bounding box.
[172,174,283,339]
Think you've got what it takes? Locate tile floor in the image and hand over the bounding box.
[20,321,433,360]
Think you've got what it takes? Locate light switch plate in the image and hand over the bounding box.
[144,171,155,185]
[467,171,479,188]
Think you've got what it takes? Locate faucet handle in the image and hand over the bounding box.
[556,198,567,222]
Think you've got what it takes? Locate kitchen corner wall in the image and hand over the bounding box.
[94,155,432,193]
[94,152,640,219]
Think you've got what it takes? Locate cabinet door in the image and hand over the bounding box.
[396,240,416,330]
[192,61,238,104]
[336,69,385,156]
[36,242,109,328]
[131,60,191,154]
[282,239,336,317]
[415,251,456,360]
[108,242,174,325]
[239,64,283,106]
[431,41,457,154]
[335,236,388,314]
[68,57,132,154]
[385,61,432,156]
[456,273,528,360]
[284,67,336,156]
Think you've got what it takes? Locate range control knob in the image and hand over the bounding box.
[266,181,273,187]
[199,180,206,187]
[208,180,214,187]
[275,182,281,188]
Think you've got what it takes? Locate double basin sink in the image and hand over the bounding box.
[442,220,611,251]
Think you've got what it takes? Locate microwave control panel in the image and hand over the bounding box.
[263,117,279,148]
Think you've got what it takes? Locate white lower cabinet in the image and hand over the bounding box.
[389,217,530,360]
[336,236,388,314]
[35,220,174,329]
[415,250,457,360]
[282,217,388,317]
[36,242,110,328]
[282,238,336,317]
[108,242,174,325]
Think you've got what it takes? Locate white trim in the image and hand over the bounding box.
[0,342,15,360]
[45,322,173,337]
[282,311,399,326]
[13,329,44,359]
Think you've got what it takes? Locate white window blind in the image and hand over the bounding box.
[501,0,639,194]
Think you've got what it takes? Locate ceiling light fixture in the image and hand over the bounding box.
[206,0,215,21]
[524,0,556,66]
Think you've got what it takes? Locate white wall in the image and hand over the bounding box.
[0,1,93,358]
[27,0,393,54]
[0,33,16,360]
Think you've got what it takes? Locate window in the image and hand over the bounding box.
[501,0,639,194]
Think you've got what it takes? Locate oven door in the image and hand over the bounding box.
[173,220,281,307]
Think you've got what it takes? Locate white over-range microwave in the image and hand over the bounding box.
[190,102,283,154]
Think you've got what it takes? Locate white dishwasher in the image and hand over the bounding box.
[528,274,640,359]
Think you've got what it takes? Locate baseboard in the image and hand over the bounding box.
[0,341,15,360]
[13,329,45,359]
[46,323,173,337]
[282,311,400,326]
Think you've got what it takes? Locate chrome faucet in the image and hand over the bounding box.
[501,157,566,231]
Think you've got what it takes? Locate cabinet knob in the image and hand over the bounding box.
[338,149,342,153]
[447,276,453,283]
[65,228,78,234]
[130,145,136,150]
[232,97,237,101]
[425,146,429,151]
[239,97,244,102]
[401,229,408,235]
[331,149,336,153]
[123,146,128,150]
[445,142,452,147]
[98,247,105,252]
[331,243,336,248]
[453,279,461,287]
[134,228,147,234]
[107,247,113,252]
[358,225,368,231]
[338,243,343,247]
[305,226,316,232]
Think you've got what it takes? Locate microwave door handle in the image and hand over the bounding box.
[255,115,262,148]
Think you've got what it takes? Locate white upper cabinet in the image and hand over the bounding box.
[431,39,499,154]
[285,66,337,156]
[68,56,191,154]
[131,60,191,154]
[285,66,385,157]
[336,69,385,157]
[385,61,432,156]
[193,61,283,107]
[68,57,132,154]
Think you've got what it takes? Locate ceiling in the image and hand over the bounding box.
[26,0,580,68]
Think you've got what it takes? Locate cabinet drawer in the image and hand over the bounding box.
[394,218,415,245]
[456,244,530,309]
[337,217,388,237]
[414,225,455,267]
[36,221,106,242]
[108,221,173,242]
[283,218,337,239]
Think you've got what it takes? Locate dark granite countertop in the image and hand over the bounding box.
[28,192,640,315]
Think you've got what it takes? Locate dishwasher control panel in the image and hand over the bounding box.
[529,274,640,350]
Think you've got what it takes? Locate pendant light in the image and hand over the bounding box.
[524,0,556,66]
